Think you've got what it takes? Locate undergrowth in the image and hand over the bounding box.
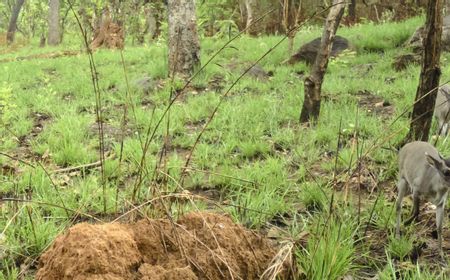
[1,15,450,279]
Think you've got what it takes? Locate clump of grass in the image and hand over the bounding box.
[378,253,444,280]
[387,232,414,261]
[238,140,271,160]
[364,194,395,230]
[229,184,290,228]
[296,215,358,280]
[298,182,329,212]
[33,113,95,166]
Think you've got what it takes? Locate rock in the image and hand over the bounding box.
[287,35,353,65]
[246,64,273,81]
[406,15,450,53]
[133,76,155,93]
[392,53,421,72]
[226,60,273,81]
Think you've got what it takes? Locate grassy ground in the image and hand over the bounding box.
[1,15,450,279]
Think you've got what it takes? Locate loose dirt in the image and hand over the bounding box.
[36,212,282,280]
[356,90,395,118]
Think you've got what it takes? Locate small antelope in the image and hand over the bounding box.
[434,84,450,136]
[396,141,450,258]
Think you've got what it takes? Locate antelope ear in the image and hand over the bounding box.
[426,152,441,168]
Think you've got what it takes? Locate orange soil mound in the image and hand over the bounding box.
[36,212,281,280]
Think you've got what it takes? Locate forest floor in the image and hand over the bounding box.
[1,16,450,279]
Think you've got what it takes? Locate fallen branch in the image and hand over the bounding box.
[0,50,79,63]
[52,154,115,174]
[0,151,35,168]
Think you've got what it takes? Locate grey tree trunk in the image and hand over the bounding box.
[405,0,443,142]
[6,0,25,45]
[244,0,258,35]
[349,0,356,23]
[48,0,61,45]
[282,0,302,56]
[300,0,345,124]
[145,6,157,41]
[167,0,201,77]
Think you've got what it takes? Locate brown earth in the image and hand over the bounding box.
[90,9,124,50]
[36,212,283,280]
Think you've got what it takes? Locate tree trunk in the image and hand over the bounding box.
[283,0,302,56]
[145,5,157,41]
[300,0,345,124]
[349,0,357,24]
[48,0,61,45]
[167,0,201,77]
[6,0,25,45]
[238,0,247,30]
[405,0,443,142]
[245,0,258,35]
[39,33,46,47]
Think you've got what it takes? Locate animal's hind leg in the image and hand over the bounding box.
[396,178,408,237]
[443,123,449,136]
[405,190,420,225]
[436,202,445,259]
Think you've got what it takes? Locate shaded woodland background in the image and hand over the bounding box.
[0,0,432,47]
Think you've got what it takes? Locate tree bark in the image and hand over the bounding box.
[349,0,357,24]
[283,0,302,56]
[167,0,201,77]
[405,0,442,142]
[300,0,345,124]
[145,5,157,41]
[244,0,258,35]
[6,0,25,45]
[48,0,61,45]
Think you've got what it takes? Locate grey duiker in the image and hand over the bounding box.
[396,141,450,258]
[434,84,450,136]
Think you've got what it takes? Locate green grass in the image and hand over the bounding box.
[296,215,358,280]
[1,15,449,278]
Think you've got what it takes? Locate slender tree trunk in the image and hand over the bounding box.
[300,0,345,124]
[59,7,71,43]
[39,33,46,47]
[245,0,258,35]
[405,0,443,142]
[48,0,61,45]
[167,0,201,77]
[238,0,247,30]
[145,5,157,41]
[283,0,302,56]
[349,0,356,24]
[6,0,25,45]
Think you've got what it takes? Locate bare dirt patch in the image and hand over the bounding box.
[36,211,284,280]
[392,53,421,72]
[11,112,52,162]
[356,90,394,118]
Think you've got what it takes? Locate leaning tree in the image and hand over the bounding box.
[6,0,26,44]
[299,0,345,124]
